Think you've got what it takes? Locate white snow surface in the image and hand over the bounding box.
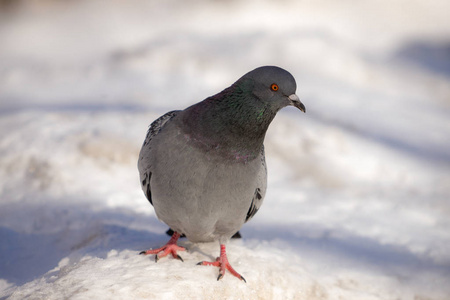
[1,0,450,299]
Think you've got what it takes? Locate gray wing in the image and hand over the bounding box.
[245,145,267,223]
[141,110,179,148]
[138,110,180,205]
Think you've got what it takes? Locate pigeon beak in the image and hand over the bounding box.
[288,94,306,113]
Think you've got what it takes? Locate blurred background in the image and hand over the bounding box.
[0,0,449,299]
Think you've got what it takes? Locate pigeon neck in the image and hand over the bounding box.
[182,86,276,162]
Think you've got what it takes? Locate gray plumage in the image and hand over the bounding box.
[138,66,305,272]
[139,112,266,243]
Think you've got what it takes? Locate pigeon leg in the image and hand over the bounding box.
[139,231,185,262]
[197,244,246,282]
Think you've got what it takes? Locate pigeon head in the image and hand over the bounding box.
[235,66,306,114]
[182,66,305,161]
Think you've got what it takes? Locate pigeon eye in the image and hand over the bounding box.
[270,84,279,91]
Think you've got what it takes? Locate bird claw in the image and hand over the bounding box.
[154,250,184,263]
[197,245,246,283]
[140,232,185,262]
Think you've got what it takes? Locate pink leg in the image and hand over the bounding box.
[197,244,246,282]
[140,232,185,262]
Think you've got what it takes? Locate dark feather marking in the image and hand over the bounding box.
[141,111,179,206]
[142,110,179,147]
[245,187,262,222]
[244,146,266,223]
[144,172,153,206]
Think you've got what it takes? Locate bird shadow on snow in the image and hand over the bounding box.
[2,198,449,290]
[0,199,170,287]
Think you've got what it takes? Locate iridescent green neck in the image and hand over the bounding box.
[181,80,277,161]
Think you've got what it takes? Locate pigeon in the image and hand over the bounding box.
[138,66,305,282]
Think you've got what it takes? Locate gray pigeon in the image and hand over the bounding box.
[138,66,305,282]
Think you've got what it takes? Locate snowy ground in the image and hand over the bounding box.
[1,0,450,299]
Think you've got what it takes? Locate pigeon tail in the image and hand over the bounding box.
[197,244,246,283]
[139,232,185,262]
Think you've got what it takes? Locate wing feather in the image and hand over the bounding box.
[245,146,267,222]
[138,110,180,205]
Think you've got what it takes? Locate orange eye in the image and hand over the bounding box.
[270,83,279,91]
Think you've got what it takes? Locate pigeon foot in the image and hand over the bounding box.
[139,232,185,262]
[197,244,246,283]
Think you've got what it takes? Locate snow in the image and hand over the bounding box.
[1,0,450,299]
